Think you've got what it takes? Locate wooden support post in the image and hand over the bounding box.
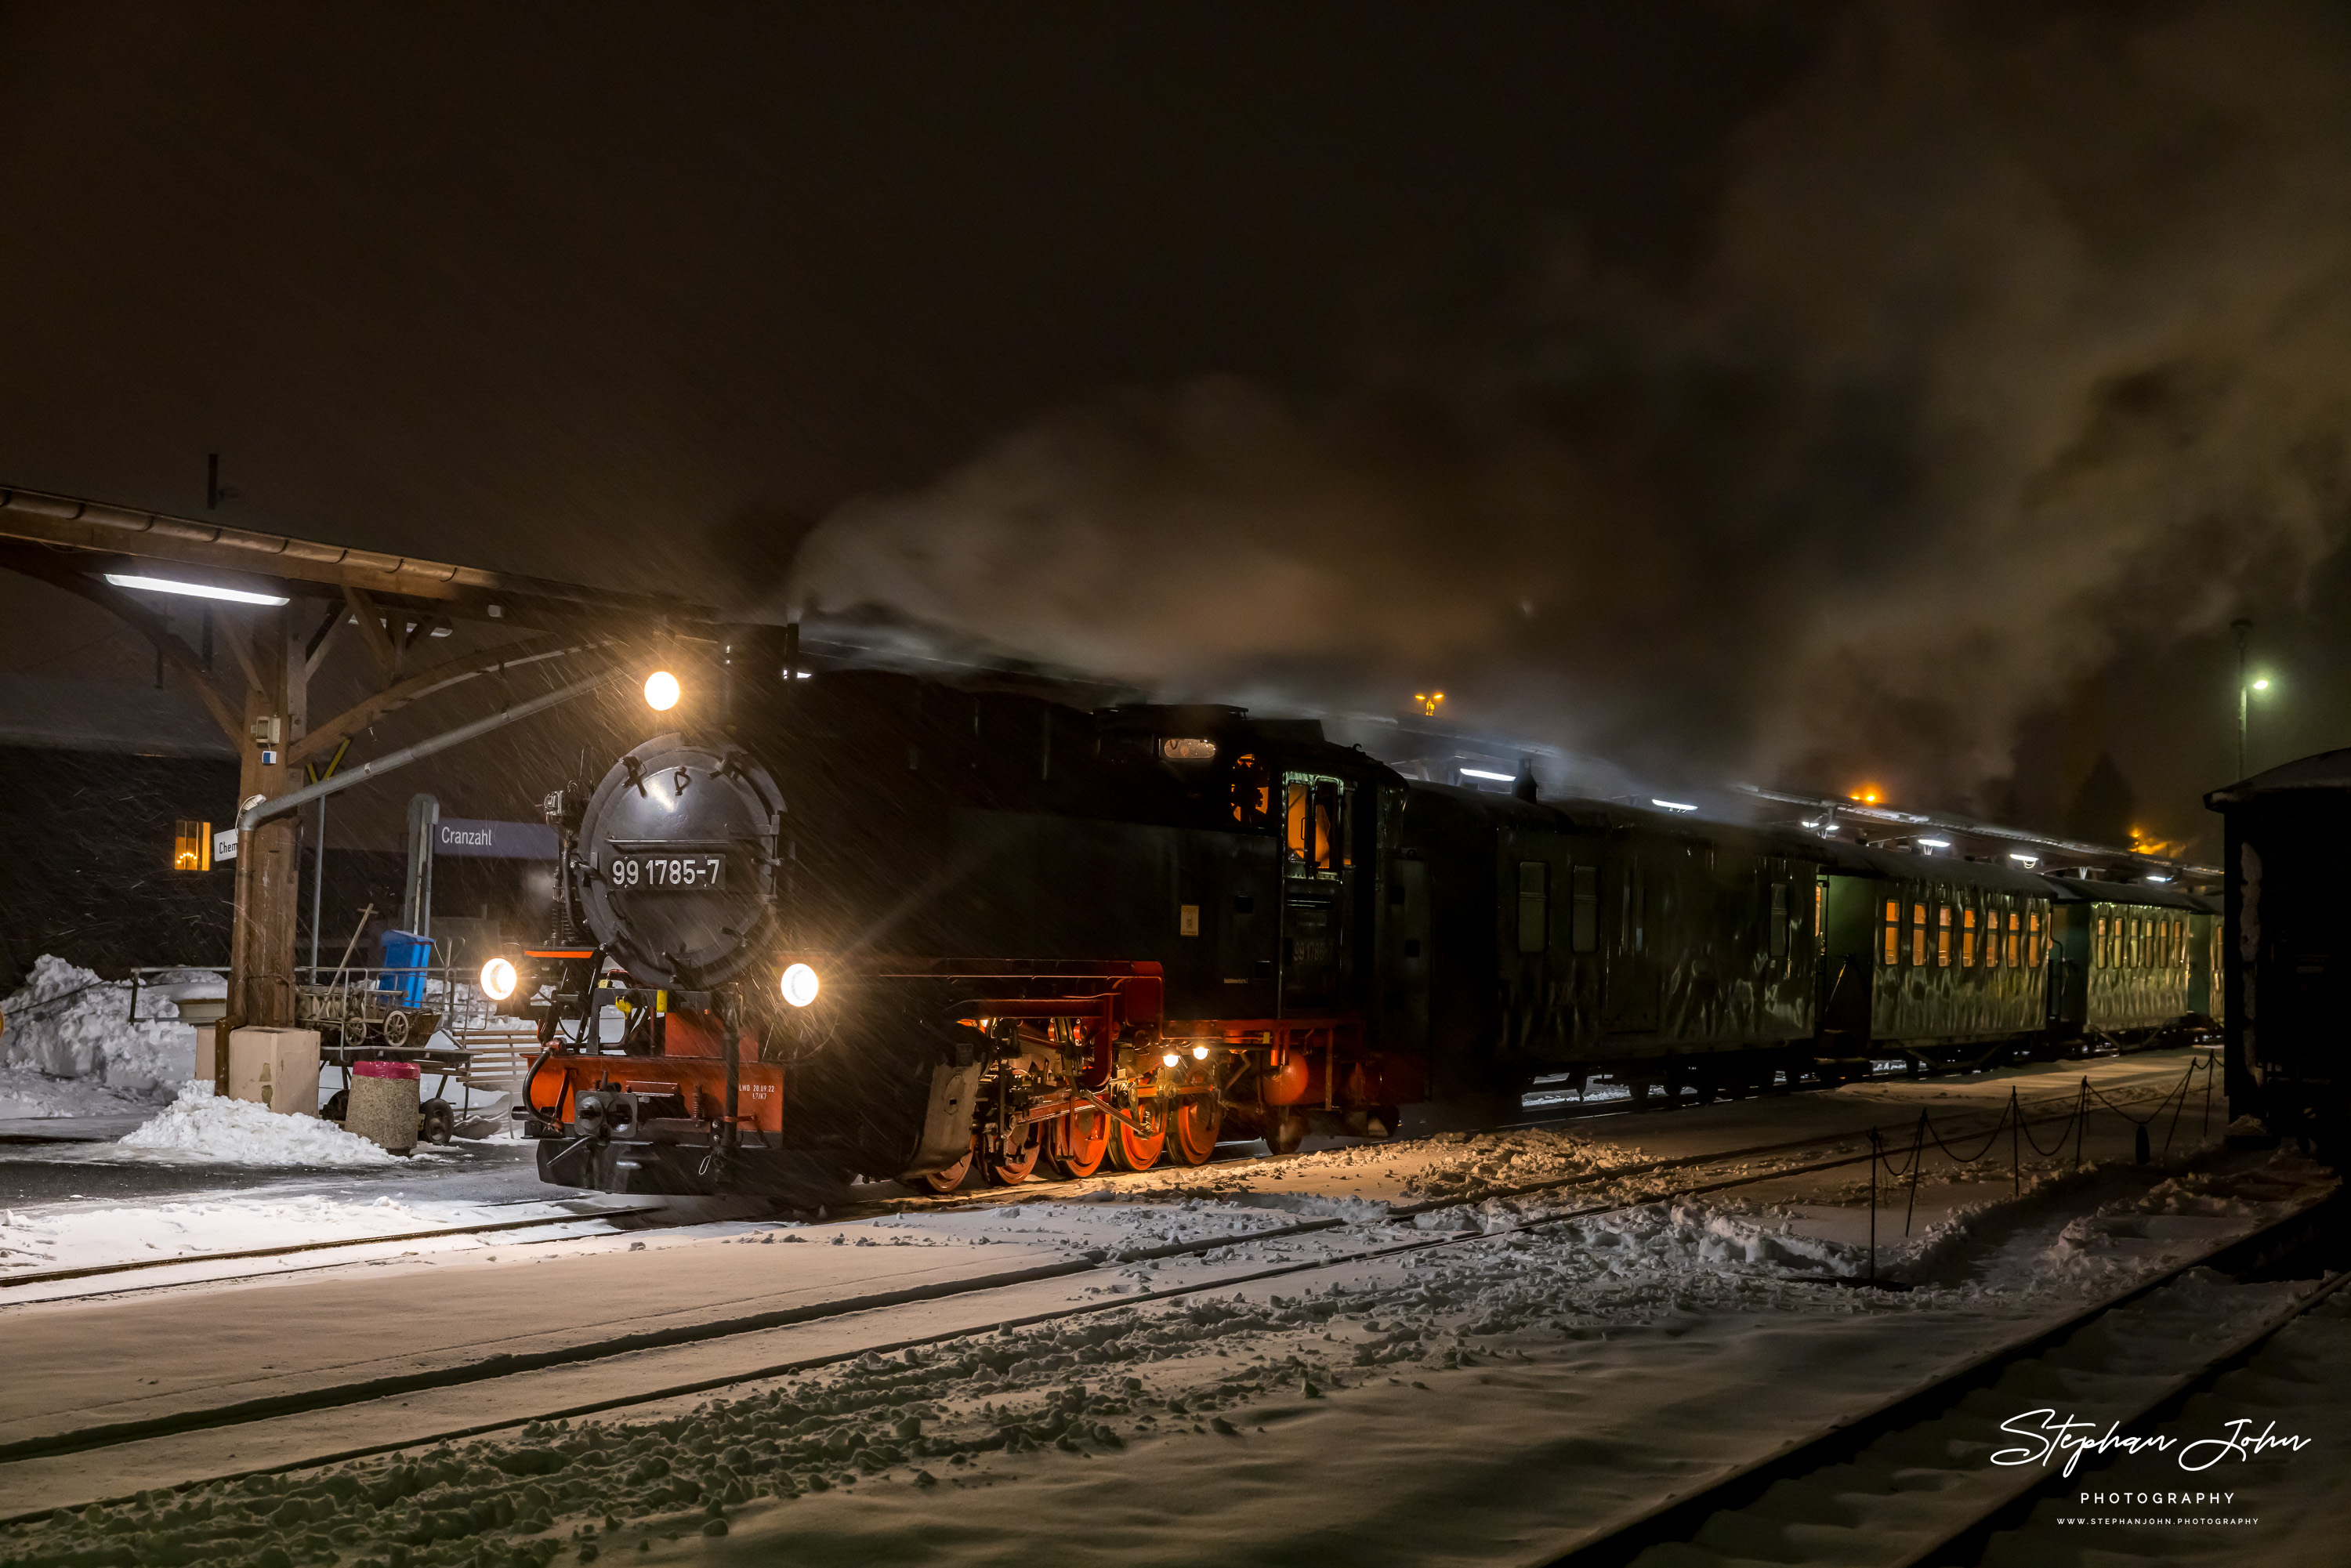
[228,604,308,1028]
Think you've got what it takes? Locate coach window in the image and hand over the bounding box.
[1570,865,1599,953]
[1911,902,1927,966]
[2005,911,2020,969]
[1516,863,1548,954]
[1769,882,1791,960]
[1882,899,1900,966]
[2028,911,2043,967]
[1937,904,1951,966]
[1985,907,2001,969]
[1962,906,1978,968]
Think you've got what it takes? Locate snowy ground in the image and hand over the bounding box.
[0,1046,2336,1566]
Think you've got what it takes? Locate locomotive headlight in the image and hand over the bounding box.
[1162,1051,1180,1068]
[1192,1045,1209,1061]
[643,670,681,711]
[479,956,519,1001]
[780,961,820,1008]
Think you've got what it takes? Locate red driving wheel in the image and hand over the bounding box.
[911,1141,974,1195]
[1168,1093,1222,1166]
[1045,1107,1109,1180]
[1108,1099,1165,1171]
[984,1121,1042,1186]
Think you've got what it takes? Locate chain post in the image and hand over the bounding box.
[1904,1110,1927,1237]
[1868,1126,1880,1285]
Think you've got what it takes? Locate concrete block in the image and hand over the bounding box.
[227,1026,321,1116]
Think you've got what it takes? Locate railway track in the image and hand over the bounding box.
[0,1107,2012,1520]
[1538,1193,2349,1567]
[0,1201,661,1295]
[0,1066,2218,1531]
[1,1070,2128,1306]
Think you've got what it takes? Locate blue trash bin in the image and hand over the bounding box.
[377,929,433,1007]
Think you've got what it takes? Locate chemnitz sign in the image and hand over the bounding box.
[433,817,560,860]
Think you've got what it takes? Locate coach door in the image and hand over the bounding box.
[1602,847,1658,1031]
[1279,772,1353,1013]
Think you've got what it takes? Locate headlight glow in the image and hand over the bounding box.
[780,961,820,1008]
[643,670,681,711]
[479,957,518,1001]
[1161,1052,1179,1068]
[1192,1045,1209,1060]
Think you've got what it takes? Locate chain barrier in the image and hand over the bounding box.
[1863,1056,2217,1286]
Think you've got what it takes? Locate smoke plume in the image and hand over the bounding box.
[792,2,2351,807]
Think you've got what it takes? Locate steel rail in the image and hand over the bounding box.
[1531,1192,2346,1566]
[0,1205,660,1291]
[1896,1266,2351,1568]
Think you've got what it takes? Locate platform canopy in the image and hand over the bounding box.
[0,483,727,1028]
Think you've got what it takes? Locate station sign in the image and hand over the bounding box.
[433,817,560,860]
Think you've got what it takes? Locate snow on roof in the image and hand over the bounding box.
[2205,745,2351,807]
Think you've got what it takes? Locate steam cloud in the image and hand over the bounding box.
[792,2,2351,809]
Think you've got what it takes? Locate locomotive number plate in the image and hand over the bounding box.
[610,853,725,891]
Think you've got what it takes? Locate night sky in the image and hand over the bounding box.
[7,1,2351,859]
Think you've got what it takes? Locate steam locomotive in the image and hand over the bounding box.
[496,639,2221,1197]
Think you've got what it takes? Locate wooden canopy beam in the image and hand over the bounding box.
[288,628,619,769]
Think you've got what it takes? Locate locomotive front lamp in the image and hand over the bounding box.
[780,962,820,1008]
[1162,1051,1180,1068]
[643,670,681,711]
[1191,1045,1209,1060]
[2252,677,2270,691]
[479,957,519,1001]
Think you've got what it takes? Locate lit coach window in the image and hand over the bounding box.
[644,671,681,711]
[780,962,820,1008]
[480,957,518,1001]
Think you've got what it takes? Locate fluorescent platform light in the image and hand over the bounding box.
[1460,768,1513,782]
[1917,837,1951,849]
[2009,853,2039,866]
[1650,798,1697,813]
[104,573,288,607]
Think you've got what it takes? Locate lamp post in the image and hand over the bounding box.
[2233,618,2252,779]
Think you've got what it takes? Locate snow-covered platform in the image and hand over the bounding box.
[0,1045,2336,1566]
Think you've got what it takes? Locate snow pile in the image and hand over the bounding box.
[117,1083,399,1167]
[0,954,212,1099]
